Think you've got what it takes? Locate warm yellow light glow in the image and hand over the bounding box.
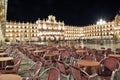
[97,19,106,25]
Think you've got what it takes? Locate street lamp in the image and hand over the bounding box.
[96,19,106,45]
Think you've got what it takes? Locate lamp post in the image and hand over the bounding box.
[96,19,106,45]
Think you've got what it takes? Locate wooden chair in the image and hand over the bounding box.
[0,57,22,74]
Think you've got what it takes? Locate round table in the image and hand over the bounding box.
[27,48,35,51]
[33,50,45,56]
[76,50,88,56]
[108,54,120,58]
[58,48,65,51]
[0,57,14,68]
[0,53,8,57]
[44,53,58,60]
[77,60,99,67]
[0,57,13,61]
[0,74,22,80]
[0,50,4,53]
[77,60,100,74]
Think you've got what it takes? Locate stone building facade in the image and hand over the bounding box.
[4,15,120,42]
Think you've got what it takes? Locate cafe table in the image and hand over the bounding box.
[0,53,8,57]
[44,53,58,60]
[57,48,65,51]
[0,50,4,53]
[0,57,13,61]
[77,60,100,74]
[33,50,46,56]
[108,54,120,58]
[97,49,106,53]
[0,57,14,68]
[27,48,35,51]
[57,48,65,54]
[0,74,22,80]
[76,49,88,56]
[0,48,6,51]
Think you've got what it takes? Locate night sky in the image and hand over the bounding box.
[7,0,120,26]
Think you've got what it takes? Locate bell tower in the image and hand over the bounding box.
[115,10,120,25]
[0,0,8,41]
